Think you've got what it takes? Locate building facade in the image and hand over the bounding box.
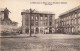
[0,8,18,34]
[21,9,55,34]
[59,5,80,34]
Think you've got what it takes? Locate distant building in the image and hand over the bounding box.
[55,18,60,33]
[59,5,80,34]
[21,9,55,34]
[0,8,18,34]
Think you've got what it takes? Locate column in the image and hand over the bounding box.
[39,14,40,34]
[34,14,35,34]
[48,15,49,34]
[22,14,26,34]
[29,28,30,34]
[70,28,72,33]
[39,27,40,34]
[72,27,73,33]
[29,13,31,35]
[42,28,44,34]
[43,14,45,34]
[22,28,26,34]
[76,12,78,33]
[34,27,35,34]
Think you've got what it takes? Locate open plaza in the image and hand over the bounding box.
[0,34,80,51]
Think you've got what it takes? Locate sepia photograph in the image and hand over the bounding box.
[0,0,80,51]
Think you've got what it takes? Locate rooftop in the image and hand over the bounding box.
[59,5,80,16]
[22,9,55,15]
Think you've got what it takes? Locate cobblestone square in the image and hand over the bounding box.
[0,34,80,51]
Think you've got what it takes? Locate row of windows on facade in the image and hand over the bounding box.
[25,15,52,21]
[25,21,52,26]
[62,28,79,33]
[31,16,49,20]
[62,26,80,32]
[30,14,53,17]
[25,28,44,33]
[61,18,80,26]
[60,12,80,21]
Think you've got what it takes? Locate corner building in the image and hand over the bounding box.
[59,6,80,34]
[21,9,55,34]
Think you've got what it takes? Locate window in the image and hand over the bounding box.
[62,18,64,21]
[41,17,43,20]
[78,13,80,17]
[49,22,52,26]
[49,15,52,20]
[45,17,47,20]
[75,14,77,18]
[72,14,74,18]
[62,22,63,26]
[36,17,38,20]
[74,19,76,24]
[31,16,34,20]
[40,28,43,33]
[67,17,68,20]
[72,20,73,25]
[69,20,71,25]
[64,17,65,20]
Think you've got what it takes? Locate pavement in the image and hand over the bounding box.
[0,33,80,39]
[33,34,80,39]
[0,34,29,38]
[1,34,80,51]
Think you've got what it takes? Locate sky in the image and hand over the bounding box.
[0,0,80,27]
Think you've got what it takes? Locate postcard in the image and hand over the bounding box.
[0,0,80,51]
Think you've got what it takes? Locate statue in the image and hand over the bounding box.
[4,8,11,19]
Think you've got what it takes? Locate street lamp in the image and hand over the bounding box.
[29,8,35,36]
